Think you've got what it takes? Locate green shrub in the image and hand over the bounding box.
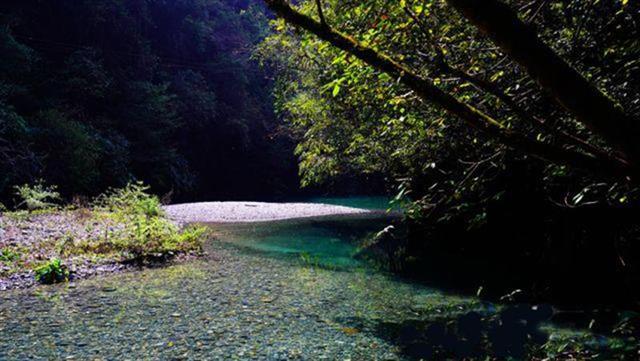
[94,181,162,217]
[135,197,162,217]
[34,258,69,284]
[87,182,205,262]
[14,181,61,211]
[113,218,206,261]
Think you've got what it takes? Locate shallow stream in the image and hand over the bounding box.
[0,204,624,360]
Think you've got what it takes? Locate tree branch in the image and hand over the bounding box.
[446,0,640,167]
[264,0,632,178]
[314,0,327,27]
[403,6,619,164]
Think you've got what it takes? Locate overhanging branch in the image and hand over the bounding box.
[264,0,632,178]
[447,0,640,167]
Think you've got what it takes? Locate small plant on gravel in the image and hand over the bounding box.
[56,234,76,256]
[0,248,20,263]
[299,252,322,268]
[0,246,27,277]
[34,258,70,284]
[14,181,61,211]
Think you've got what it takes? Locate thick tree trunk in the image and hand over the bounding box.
[264,0,631,177]
[447,0,640,166]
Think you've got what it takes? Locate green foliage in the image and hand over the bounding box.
[259,0,640,226]
[14,181,61,211]
[34,258,69,284]
[110,220,206,261]
[299,251,322,268]
[0,0,295,202]
[0,248,20,263]
[81,182,205,262]
[31,110,102,194]
[94,182,163,217]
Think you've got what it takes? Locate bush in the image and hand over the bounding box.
[85,181,206,262]
[14,181,61,211]
[94,181,162,217]
[114,221,206,261]
[34,258,69,284]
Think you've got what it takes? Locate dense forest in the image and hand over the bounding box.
[0,0,298,203]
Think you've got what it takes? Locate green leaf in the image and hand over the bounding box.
[332,84,341,97]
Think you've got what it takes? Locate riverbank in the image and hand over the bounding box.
[0,183,209,290]
[0,208,204,290]
[1,215,631,360]
[1,199,377,290]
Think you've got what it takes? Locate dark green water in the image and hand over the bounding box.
[0,210,626,360]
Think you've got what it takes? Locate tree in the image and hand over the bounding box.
[447,0,640,166]
[0,0,298,202]
[263,0,637,178]
[260,0,640,304]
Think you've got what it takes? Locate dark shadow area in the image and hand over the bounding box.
[397,161,640,310]
[340,304,552,360]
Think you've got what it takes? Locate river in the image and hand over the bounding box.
[0,199,626,359]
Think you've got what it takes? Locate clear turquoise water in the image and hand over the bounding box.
[213,216,391,270]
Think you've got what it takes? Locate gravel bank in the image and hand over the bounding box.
[0,209,199,291]
[0,211,127,290]
[164,201,371,224]
[1,202,372,290]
